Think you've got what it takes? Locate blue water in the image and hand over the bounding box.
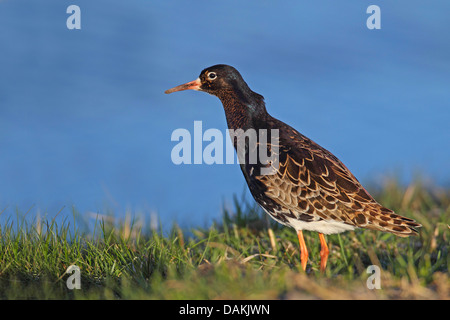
[1,1,449,229]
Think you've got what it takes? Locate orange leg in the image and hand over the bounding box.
[318,233,329,273]
[297,230,308,271]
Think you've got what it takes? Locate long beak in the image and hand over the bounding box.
[165,78,201,94]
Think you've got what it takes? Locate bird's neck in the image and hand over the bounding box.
[216,89,267,130]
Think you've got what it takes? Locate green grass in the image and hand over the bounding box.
[0,179,448,299]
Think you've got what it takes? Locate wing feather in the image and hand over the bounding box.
[251,118,421,236]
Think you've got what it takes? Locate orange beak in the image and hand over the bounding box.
[165,78,202,94]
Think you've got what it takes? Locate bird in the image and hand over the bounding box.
[165,64,421,272]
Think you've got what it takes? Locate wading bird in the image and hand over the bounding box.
[165,64,421,272]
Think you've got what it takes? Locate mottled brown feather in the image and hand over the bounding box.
[252,116,421,237]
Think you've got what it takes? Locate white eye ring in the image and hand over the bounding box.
[207,72,217,80]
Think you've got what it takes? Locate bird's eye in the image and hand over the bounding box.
[208,72,217,80]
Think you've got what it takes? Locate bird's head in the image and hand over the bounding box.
[165,64,249,97]
[165,64,267,123]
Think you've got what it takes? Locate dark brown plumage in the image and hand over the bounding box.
[165,64,421,271]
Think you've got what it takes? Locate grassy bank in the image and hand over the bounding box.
[0,180,448,299]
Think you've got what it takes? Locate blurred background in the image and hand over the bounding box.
[0,0,449,229]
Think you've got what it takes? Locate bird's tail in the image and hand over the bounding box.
[352,204,421,237]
